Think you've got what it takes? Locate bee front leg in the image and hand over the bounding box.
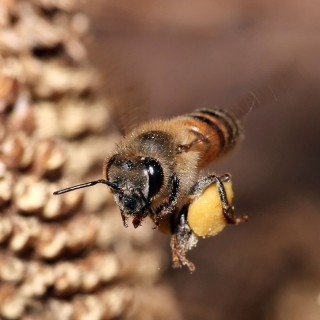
[120,210,128,228]
[190,174,248,225]
[153,175,180,227]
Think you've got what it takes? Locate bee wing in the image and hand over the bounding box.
[179,67,293,154]
[98,59,150,136]
[227,67,293,121]
[107,80,149,136]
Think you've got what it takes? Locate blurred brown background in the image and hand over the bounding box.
[84,1,320,319]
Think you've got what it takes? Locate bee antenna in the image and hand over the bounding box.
[53,179,121,195]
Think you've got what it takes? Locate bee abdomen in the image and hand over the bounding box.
[196,108,239,147]
[181,108,240,166]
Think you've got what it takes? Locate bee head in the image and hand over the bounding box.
[53,154,164,228]
[106,155,164,227]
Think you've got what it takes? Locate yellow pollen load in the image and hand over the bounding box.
[187,181,234,238]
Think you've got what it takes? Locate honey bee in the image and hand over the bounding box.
[54,108,248,271]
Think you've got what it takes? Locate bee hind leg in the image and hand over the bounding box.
[190,174,248,225]
[171,207,198,272]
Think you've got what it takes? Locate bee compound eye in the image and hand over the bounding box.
[143,158,163,198]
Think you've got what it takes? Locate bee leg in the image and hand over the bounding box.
[219,173,232,182]
[120,210,128,228]
[170,235,196,272]
[176,131,209,154]
[214,175,248,224]
[190,174,248,225]
[171,206,198,272]
[153,175,180,227]
[176,138,203,153]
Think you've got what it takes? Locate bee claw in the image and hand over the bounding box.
[223,207,248,225]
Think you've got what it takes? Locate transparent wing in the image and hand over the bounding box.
[179,67,294,154]
[227,67,293,121]
[97,57,150,136]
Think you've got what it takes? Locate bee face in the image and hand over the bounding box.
[106,154,164,227]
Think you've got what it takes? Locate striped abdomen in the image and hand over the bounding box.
[177,108,240,168]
